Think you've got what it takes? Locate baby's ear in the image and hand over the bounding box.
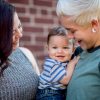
[46,45,49,53]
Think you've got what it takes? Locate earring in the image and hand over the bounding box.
[92,28,96,33]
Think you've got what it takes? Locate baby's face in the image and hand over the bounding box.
[46,35,72,62]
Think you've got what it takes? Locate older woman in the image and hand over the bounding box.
[0,0,40,100]
[56,0,100,100]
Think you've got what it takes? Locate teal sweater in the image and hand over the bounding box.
[66,46,100,100]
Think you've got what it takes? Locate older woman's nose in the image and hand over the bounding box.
[67,33,74,39]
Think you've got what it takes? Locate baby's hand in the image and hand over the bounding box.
[67,56,80,67]
[71,56,80,65]
[63,56,80,85]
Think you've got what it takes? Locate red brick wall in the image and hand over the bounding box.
[6,0,61,72]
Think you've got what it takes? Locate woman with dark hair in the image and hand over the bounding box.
[0,0,40,100]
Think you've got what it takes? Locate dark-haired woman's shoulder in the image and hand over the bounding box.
[71,46,83,59]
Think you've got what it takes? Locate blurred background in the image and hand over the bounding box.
[6,0,61,73]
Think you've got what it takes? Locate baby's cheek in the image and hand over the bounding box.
[67,51,72,59]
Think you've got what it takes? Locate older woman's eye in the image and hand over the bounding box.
[72,31,75,33]
[71,30,76,33]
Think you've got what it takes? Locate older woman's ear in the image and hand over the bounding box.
[91,19,99,33]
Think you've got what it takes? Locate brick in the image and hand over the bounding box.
[52,1,57,7]
[36,55,49,60]
[20,36,31,41]
[58,20,61,25]
[33,0,52,7]
[41,10,47,15]
[6,0,61,71]
[36,37,47,42]
[30,8,37,14]
[48,28,53,33]
[24,45,44,51]
[40,64,44,72]
[52,11,57,16]
[35,18,53,24]
[23,27,43,33]
[8,0,29,4]
[19,17,30,23]
[15,7,25,13]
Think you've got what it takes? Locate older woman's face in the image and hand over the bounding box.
[13,12,22,50]
[60,16,97,50]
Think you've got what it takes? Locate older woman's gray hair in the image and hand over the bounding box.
[56,0,100,27]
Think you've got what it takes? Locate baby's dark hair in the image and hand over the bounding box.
[47,27,67,45]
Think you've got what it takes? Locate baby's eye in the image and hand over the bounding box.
[63,47,67,49]
[53,47,57,49]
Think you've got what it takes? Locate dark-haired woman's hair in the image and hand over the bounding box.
[0,0,15,77]
[47,27,68,45]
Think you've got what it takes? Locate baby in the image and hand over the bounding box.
[36,27,80,100]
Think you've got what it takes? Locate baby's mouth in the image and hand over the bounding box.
[57,55,65,59]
